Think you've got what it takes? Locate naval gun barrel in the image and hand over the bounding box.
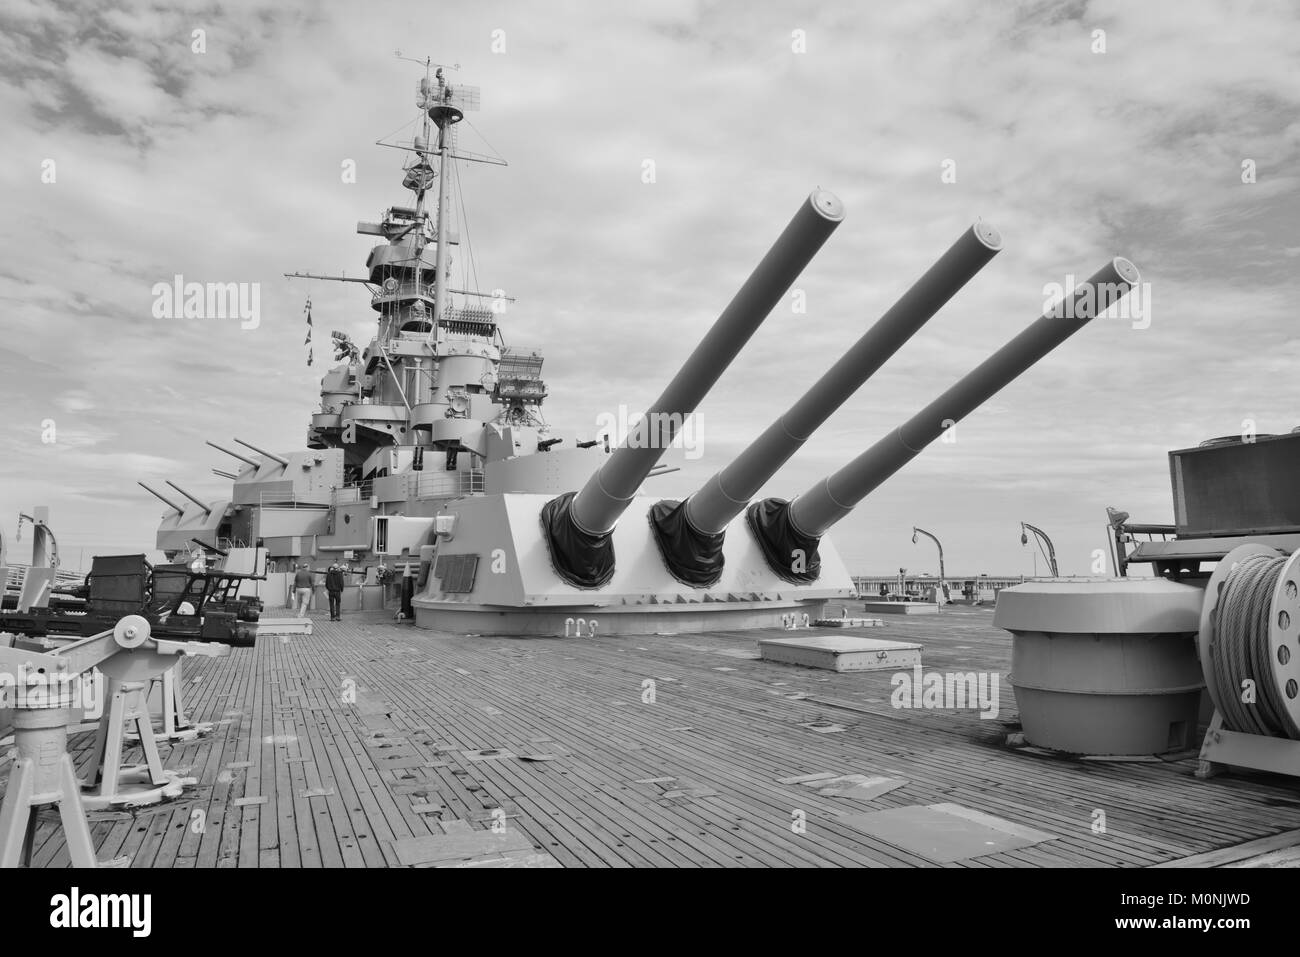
[139,482,185,514]
[541,190,845,588]
[165,481,213,516]
[206,440,259,467]
[781,257,1140,548]
[233,437,290,467]
[682,222,1003,539]
[572,190,845,536]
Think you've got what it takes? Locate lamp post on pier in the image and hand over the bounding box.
[1020,522,1059,578]
[911,526,946,606]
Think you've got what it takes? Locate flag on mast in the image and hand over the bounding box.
[305,296,314,365]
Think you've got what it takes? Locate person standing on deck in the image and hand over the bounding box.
[293,562,314,617]
[325,562,346,622]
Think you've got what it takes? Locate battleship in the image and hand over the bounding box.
[1,61,1298,889]
[140,64,1136,637]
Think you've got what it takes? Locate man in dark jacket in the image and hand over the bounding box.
[325,562,346,621]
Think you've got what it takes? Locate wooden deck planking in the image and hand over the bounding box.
[383,642,918,867]
[530,629,1279,858]
[388,628,1133,867]
[451,648,920,860]
[312,629,1138,868]
[378,654,876,867]
[12,604,1300,867]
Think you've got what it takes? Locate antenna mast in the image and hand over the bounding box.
[413,62,478,328]
[416,85,432,218]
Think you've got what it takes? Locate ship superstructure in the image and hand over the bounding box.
[149,65,607,572]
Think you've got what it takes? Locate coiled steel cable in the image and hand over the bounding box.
[1209,554,1295,737]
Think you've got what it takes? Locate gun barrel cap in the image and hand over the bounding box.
[1113,257,1140,285]
[973,222,1003,250]
[807,189,845,222]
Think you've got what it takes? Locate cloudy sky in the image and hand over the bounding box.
[1,0,1297,577]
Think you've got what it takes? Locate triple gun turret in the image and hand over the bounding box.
[540,190,1139,588]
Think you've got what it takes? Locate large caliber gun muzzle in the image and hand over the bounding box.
[650,222,1003,586]
[750,256,1140,582]
[541,190,846,588]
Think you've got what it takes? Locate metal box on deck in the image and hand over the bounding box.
[1170,433,1300,537]
[759,634,922,672]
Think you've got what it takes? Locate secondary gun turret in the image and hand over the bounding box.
[138,482,185,515]
[232,437,290,468]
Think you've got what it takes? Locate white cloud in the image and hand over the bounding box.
[1,0,1298,575]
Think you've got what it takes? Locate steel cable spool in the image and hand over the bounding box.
[1198,544,1300,739]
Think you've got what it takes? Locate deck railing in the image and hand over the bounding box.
[413,469,483,498]
[330,471,482,506]
[332,481,372,506]
[4,563,85,591]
